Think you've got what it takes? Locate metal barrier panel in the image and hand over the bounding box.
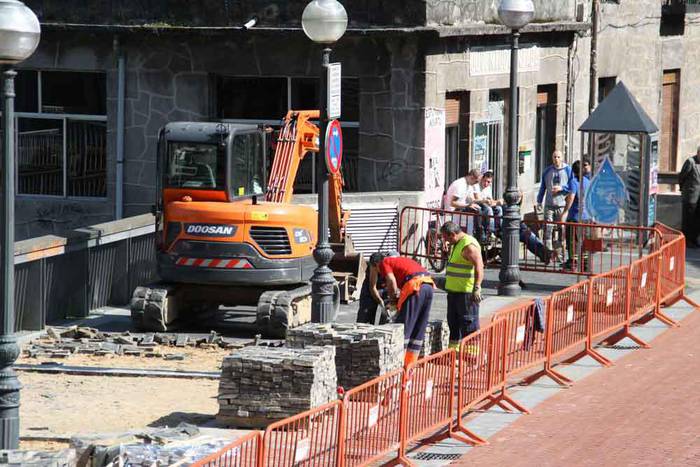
[457,320,506,415]
[261,400,343,467]
[399,206,661,276]
[590,266,629,340]
[491,299,548,377]
[654,222,683,246]
[342,369,403,467]
[191,431,262,467]
[659,237,685,306]
[629,252,660,322]
[404,349,456,443]
[548,280,590,359]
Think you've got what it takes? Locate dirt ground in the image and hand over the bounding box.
[19,372,220,438]
[16,336,232,444]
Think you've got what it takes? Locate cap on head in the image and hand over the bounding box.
[369,252,386,266]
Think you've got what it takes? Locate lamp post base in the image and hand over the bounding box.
[311,246,337,323]
[0,335,20,449]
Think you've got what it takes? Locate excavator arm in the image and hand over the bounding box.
[265,110,349,243]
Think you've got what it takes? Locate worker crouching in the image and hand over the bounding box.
[368,253,434,368]
[440,221,484,349]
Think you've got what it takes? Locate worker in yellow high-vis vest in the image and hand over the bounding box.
[440,221,484,349]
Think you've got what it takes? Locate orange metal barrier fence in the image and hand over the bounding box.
[342,369,403,467]
[404,349,456,444]
[261,401,343,466]
[191,431,262,467]
[194,220,695,466]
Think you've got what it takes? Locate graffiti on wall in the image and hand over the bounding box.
[424,108,445,208]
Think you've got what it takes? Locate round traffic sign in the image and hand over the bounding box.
[325,120,343,175]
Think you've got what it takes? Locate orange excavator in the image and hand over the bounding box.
[130,111,363,336]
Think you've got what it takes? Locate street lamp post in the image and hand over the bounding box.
[301,0,347,322]
[0,0,40,449]
[497,0,534,297]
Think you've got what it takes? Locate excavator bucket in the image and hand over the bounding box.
[330,234,366,303]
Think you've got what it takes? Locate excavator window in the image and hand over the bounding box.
[165,143,225,189]
[229,132,265,198]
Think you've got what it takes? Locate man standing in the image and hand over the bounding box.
[440,221,484,349]
[564,159,592,269]
[537,150,575,250]
[368,253,434,367]
[679,147,700,248]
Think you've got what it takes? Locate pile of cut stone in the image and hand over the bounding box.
[420,319,450,357]
[0,449,75,466]
[217,345,337,428]
[70,423,234,467]
[286,322,404,389]
[22,327,241,361]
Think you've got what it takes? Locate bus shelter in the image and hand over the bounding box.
[579,81,660,228]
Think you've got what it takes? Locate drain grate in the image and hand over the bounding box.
[413,452,463,461]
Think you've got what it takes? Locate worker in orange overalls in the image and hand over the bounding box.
[368,253,434,368]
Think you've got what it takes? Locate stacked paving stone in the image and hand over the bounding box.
[217,345,337,428]
[420,320,450,357]
[286,323,404,389]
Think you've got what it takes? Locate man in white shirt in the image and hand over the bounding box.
[444,169,482,212]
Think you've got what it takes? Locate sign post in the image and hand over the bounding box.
[325,119,343,174]
[327,63,341,119]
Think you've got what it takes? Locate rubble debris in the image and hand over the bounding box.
[23,328,244,363]
[70,423,234,467]
[217,345,337,427]
[0,448,76,466]
[286,322,404,389]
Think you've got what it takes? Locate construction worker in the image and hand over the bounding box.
[440,221,484,349]
[357,250,400,324]
[368,253,434,368]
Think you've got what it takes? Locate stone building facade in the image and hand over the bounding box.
[12,0,700,239]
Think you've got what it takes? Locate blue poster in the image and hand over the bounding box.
[585,156,628,225]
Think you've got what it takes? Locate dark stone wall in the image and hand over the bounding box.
[24,0,426,28]
[14,29,427,237]
[15,31,116,240]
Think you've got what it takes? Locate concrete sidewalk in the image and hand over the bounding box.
[405,289,700,466]
[453,302,700,467]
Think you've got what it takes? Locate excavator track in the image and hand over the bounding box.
[130,283,319,336]
[130,284,180,332]
[256,284,313,338]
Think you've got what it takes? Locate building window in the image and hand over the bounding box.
[15,70,107,198]
[598,76,617,104]
[660,70,680,173]
[535,85,557,183]
[215,76,360,193]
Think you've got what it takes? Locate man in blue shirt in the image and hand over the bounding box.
[537,151,576,251]
[564,159,591,270]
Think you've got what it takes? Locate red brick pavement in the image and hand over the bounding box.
[453,310,700,467]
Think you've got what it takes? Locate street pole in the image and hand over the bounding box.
[311,47,337,323]
[498,30,522,297]
[0,68,20,449]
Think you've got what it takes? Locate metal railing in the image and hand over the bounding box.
[13,214,156,331]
